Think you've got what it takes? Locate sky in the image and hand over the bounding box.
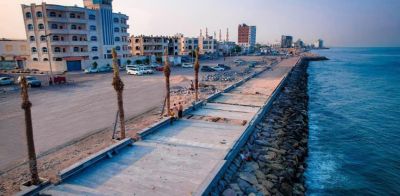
[1,0,400,47]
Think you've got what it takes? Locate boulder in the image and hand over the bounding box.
[239,172,258,185]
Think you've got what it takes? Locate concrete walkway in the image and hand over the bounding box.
[41,57,300,196]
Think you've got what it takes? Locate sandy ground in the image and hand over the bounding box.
[0,55,279,195]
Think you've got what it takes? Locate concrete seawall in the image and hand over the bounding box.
[201,58,320,196]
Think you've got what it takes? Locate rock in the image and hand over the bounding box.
[261,180,274,190]
[222,188,236,196]
[268,163,284,170]
[242,161,259,172]
[255,170,265,180]
[254,140,268,146]
[245,186,258,195]
[266,174,278,180]
[248,193,256,196]
[239,172,258,185]
[280,182,293,196]
[238,178,251,192]
[230,183,241,192]
[293,183,305,192]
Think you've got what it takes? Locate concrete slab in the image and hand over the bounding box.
[211,93,268,107]
[189,108,255,121]
[203,103,260,113]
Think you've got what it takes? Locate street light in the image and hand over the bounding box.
[44,33,54,85]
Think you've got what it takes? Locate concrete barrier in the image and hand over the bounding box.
[57,138,133,182]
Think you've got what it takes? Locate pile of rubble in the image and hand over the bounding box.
[202,68,252,82]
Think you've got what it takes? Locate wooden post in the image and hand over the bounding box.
[20,76,40,185]
[111,49,126,139]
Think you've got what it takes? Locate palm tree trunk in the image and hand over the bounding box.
[194,47,200,101]
[112,49,126,139]
[163,49,171,116]
[20,76,40,185]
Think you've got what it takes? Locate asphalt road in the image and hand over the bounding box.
[0,56,270,171]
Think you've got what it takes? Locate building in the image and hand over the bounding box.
[281,35,293,48]
[21,0,131,72]
[313,39,324,48]
[130,35,180,56]
[238,24,256,53]
[199,35,218,55]
[178,36,199,56]
[0,39,30,69]
[294,39,304,48]
[217,41,236,56]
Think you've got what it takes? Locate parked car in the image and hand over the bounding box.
[140,66,154,74]
[26,76,41,87]
[233,59,244,64]
[84,67,99,73]
[155,66,164,71]
[0,77,14,86]
[98,66,112,73]
[150,63,161,68]
[211,66,225,71]
[127,67,143,75]
[182,63,194,68]
[52,75,66,84]
[217,64,231,70]
[201,66,215,72]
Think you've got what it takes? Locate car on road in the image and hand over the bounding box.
[233,59,244,64]
[201,66,215,72]
[0,77,14,86]
[182,63,193,68]
[127,67,143,75]
[84,67,99,74]
[26,76,41,87]
[211,66,225,71]
[98,66,112,73]
[217,64,231,70]
[140,66,154,74]
[52,75,66,84]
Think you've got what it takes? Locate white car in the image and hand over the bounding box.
[150,63,161,68]
[211,66,225,71]
[182,63,193,68]
[127,68,143,75]
[233,59,244,64]
[140,66,154,74]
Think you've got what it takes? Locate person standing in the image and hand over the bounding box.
[169,108,175,125]
[178,102,183,118]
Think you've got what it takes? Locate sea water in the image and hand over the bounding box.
[305,48,400,195]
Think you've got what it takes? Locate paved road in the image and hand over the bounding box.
[0,56,268,171]
[41,57,300,195]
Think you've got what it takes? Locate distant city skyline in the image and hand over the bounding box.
[1,0,400,47]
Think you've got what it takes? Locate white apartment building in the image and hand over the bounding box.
[179,36,199,56]
[130,35,180,56]
[199,35,218,55]
[21,0,131,72]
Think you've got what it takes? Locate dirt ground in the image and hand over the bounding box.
[0,56,279,195]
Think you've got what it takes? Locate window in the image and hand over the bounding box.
[116,46,121,51]
[51,24,58,29]
[27,24,33,30]
[54,47,61,52]
[91,46,98,51]
[92,56,99,60]
[43,58,48,61]
[115,37,120,42]
[36,11,43,18]
[33,58,38,61]
[29,36,35,41]
[90,25,96,31]
[70,13,75,18]
[25,12,32,18]
[40,35,46,41]
[55,58,62,61]
[71,24,77,30]
[42,47,48,53]
[49,12,56,17]
[72,36,78,41]
[31,47,37,53]
[113,18,119,23]
[73,47,79,52]
[114,27,119,32]
[90,36,97,41]
[89,14,96,20]
[38,23,44,30]
[52,35,59,41]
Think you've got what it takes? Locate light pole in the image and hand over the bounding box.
[44,33,54,85]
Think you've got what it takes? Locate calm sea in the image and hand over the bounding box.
[305,48,400,195]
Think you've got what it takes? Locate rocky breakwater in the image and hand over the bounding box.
[217,61,309,196]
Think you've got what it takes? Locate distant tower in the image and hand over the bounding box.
[219,29,222,42]
[200,29,203,37]
[214,32,216,40]
[206,28,209,37]
[226,28,229,42]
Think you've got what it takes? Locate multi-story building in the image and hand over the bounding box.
[294,39,304,48]
[281,35,293,48]
[199,35,218,55]
[0,39,30,69]
[313,39,324,48]
[238,23,256,53]
[21,0,131,72]
[217,41,236,56]
[130,35,180,56]
[179,36,199,56]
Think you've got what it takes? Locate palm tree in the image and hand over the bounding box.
[194,47,200,101]
[111,49,126,139]
[163,49,171,116]
[20,76,40,185]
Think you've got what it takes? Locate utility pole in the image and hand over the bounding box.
[20,76,40,185]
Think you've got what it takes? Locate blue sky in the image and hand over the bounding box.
[1,0,400,47]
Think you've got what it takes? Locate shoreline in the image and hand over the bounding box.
[216,59,311,196]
